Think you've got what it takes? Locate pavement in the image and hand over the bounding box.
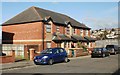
[0,55,91,71]
[0,60,35,71]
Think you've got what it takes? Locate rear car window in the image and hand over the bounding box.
[93,48,103,51]
[106,45,114,49]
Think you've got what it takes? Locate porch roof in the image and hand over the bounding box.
[84,36,96,42]
[71,35,87,42]
[52,34,71,42]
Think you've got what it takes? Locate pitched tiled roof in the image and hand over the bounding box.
[2,6,90,29]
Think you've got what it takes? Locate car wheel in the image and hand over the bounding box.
[91,55,94,58]
[114,52,116,55]
[34,63,39,65]
[64,57,68,63]
[102,54,105,58]
[108,53,110,56]
[48,59,53,65]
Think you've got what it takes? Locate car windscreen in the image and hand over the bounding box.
[93,48,102,51]
[41,48,53,54]
[106,45,114,49]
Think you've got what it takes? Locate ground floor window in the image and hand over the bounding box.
[2,44,24,59]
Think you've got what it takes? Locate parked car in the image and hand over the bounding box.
[33,48,68,65]
[91,48,110,58]
[0,52,6,56]
[106,45,119,55]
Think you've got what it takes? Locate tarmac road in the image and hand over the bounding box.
[2,54,119,74]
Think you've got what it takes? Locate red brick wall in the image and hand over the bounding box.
[51,22,56,34]
[0,56,15,63]
[51,41,57,47]
[0,50,15,63]
[24,45,28,59]
[51,23,65,34]
[76,29,80,35]
[88,30,90,37]
[2,22,48,47]
[68,48,88,57]
[83,30,86,37]
[59,26,64,34]
[2,22,44,41]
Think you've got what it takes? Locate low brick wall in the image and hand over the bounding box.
[88,48,93,54]
[0,56,15,63]
[0,50,15,63]
[68,48,89,57]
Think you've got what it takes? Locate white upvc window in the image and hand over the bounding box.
[46,24,51,33]
[80,29,83,36]
[66,26,70,35]
[56,25,60,32]
[86,30,88,36]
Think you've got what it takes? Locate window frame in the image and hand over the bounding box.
[45,24,51,33]
[56,25,60,32]
[66,26,70,35]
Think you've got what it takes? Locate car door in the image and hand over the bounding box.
[59,48,65,61]
[103,48,109,56]
[53,49,61,62]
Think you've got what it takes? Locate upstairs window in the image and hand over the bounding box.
[80,29,83,36]
[56,26,60,32]
[72,28,76,34]
[46,24,51,33]
[66,26,70,35]
[86,30,88,36]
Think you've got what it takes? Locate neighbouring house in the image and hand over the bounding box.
[2,6,96,60]
[91,28,120,40]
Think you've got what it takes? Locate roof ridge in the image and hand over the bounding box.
[32,6,43,20]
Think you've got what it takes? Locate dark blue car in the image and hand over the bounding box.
[33,48,68,65]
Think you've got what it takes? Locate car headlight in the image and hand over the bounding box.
[98,51,101,53]
[42,56,48,59]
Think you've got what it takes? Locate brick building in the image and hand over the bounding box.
[2,6,96,59]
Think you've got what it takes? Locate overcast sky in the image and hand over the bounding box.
[0,1,119,41]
